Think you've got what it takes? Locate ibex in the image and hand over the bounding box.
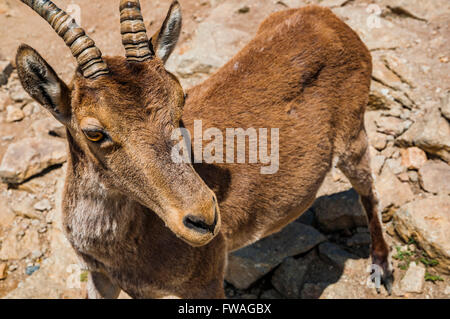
[15,0,393,298]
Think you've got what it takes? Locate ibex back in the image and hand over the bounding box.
[15,0,393,298]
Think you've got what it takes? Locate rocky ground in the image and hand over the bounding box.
[0,0,449,299]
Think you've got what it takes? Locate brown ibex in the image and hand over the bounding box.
[15,0,393,298]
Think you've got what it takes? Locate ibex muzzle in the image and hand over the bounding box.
[16,0,220,247]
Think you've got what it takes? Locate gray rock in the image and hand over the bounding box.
[399,262,426,293]
[418,160,450,195]
[301,282,329,299]
[318,242,358,269]
[260,289,283,299]
[0,60,13,86]
[271,257,310,298]
[225,223,326,289]
[0,137,67,184]
[346,232,371,247]
[295,209,315,226]
[313,189,368,233]
[394,195,450,274]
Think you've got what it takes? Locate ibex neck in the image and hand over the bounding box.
[63,136,146,257]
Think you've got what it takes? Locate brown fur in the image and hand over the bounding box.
[16,4,392,298]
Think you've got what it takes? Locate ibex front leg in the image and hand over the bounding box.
[337,130,394,294]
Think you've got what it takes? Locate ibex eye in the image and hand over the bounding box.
[85,131,104,142]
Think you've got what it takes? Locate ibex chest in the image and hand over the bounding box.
[63,186,143,260]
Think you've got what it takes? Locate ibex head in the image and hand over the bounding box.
[16,0,220,247]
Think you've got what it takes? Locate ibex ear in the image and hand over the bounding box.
[151,1,182,63]
[16,44,71,124]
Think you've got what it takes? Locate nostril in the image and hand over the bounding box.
[183,214,217,234]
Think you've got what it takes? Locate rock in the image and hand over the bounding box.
[8,82,31,102]
[313,189,368,233]
[372,59,405,91]
[25,265,40,276]
[418,160,450,195]
[399,262,426,293]
[376,167,414,221]
[4,176,84,299]
[320,0,350,8]
[0,60,13,86]
[0,228,41,260]
[10,194,41,219]
[440,93,450,120]
[368,82,397,111]
[0,263,7,280]
[271,257,310,298]
[22,103,35,117]
[381,54,416,89]
[225,223,326,289]
[168,20,248,86]
[34,199,52,212]
[397,106,450,163]
[346,232,371,247]
[318,242,358,269]
[165,0,277,88]
[260,289,283,299]
[382,0,449,21]
[301,283,328,299]
[5,104,25,122]
[31,117,66,138]
[394,196,450,274]
[400,147,427,170]
[370,132,388,151]
[371,153,386,175]
[375,116,407,136]
[0,137,67,184]
[397,172,409,182]
[333,5,415,52]
[408,170,419,183]
[444,286,450,296]
[295,209,315,226]
[0,197,16,231]
[384,157,405,175]
[0,90,11,111]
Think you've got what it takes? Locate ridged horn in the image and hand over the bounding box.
[120,0,153,62]
[20,0,109,79]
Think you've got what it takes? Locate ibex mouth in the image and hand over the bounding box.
[165,201,221,247]
[183,212,218,234]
